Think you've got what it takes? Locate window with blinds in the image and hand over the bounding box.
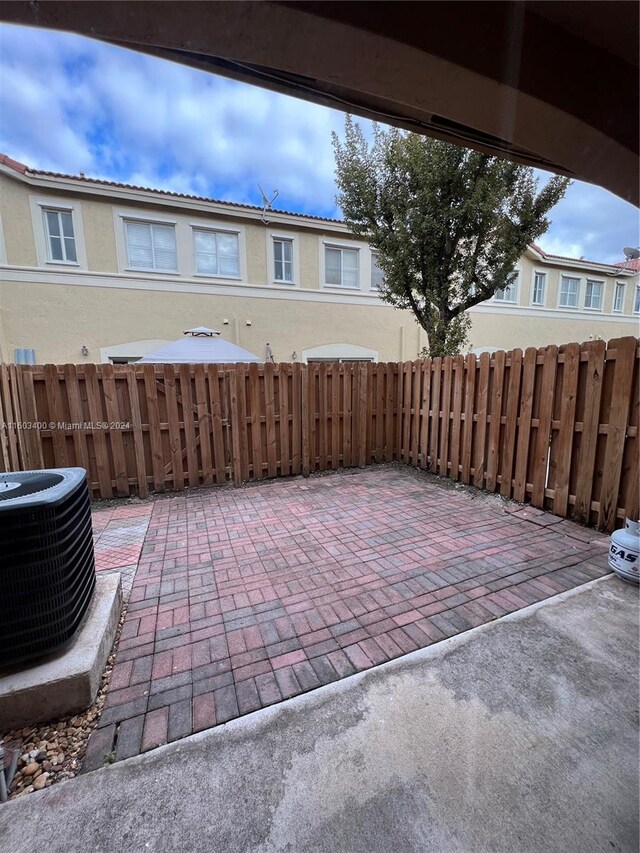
[494,271,518,302]
[43,209,77,263]
[193,229,240,277]
[325,246,359,288]
[273,238,293,282]
[532,272,546,305]
[584,279,604,310]
[125,220,177,271]
[559,276,580,308]
[371,252,385,290]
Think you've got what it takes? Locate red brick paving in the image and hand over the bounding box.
[85,466,610,766]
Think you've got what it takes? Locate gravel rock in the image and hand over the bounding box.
[0,592,129,801]
[33,773,48,790]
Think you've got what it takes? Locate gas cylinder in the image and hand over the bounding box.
[608,519,640,584]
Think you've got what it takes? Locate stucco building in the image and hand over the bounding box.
[0,153,637,365]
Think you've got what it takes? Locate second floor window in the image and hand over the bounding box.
[494,273,518,302]
[584,280,603,310]
[125,220,177,271]
[559,276,579,308]
[44,208,77,263]
[325,246,359,288]
[194,229,239,277]
[532,272,546,305]
[635,285,640,314]
[371,252,385,290]
[613,282,625,312]
[273,238,293,282]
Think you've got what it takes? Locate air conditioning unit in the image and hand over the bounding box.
[0,468,96,668]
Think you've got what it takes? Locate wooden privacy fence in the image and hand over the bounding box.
[0,360,401,498]
[395,336,639,531]
[0,335,637,531]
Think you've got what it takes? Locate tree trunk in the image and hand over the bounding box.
[422,315,448,357]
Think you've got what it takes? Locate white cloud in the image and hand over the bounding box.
[535,237,586,260]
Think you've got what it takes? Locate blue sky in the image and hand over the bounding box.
[1,23,638,264]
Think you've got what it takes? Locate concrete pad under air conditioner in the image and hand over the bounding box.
[0,573,122,731]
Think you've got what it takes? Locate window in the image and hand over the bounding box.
[613,282,625,312]
[193,229,239,277]
[494,272,518,303]
[559,276,580,308]
[584,279,603,310]
[532,272,546,305]
[325,246,359,288]
[635,285,640,314]
[125,220,177,271]
[371,252,385,290]
[43,208,77,263]
[273,238,293,283]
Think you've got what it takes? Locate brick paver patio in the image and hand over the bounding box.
[85,466,610,767]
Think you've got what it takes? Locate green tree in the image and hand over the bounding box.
[332,118,571,356]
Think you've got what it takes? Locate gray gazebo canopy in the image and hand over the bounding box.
[138,327,262,364]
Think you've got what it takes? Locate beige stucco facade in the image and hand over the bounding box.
[0,160,637,365]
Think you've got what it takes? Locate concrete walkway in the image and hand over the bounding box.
[1,576,637,853]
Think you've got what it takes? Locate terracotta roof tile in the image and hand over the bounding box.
[614,257,640,271]
[0,153,28,174]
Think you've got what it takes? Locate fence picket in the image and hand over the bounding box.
[84,364,112,498]
[513,347,537,502]
[429,357,442,474]
[358,363,368,468]
[102,364,129,496]
[126,368,149,497]
[20,367,44,469]
[44,363,69,469]
[419,359,430,469]
[278,365,291,477]
[531,346,558,507]
[301,363,310,476]
[207,364,227,484]
[264,362,278,477]
[460,354,476,484]
[450,355,464,481]
[144,365,165,493]
[485,350,505,493]
[331,362,341,469]
[385,363,395,462]
[179,364,199,488]
[194,365,213,486]
[598,337,636,530]
[552,343,579,514]
[439,357,452,477]
[164,363,184,491]
[343,364,353,467]
[0,364,19,470]
[473,353,490,489]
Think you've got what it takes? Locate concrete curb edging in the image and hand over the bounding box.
[0,573,122,731]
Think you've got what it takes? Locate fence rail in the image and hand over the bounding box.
[0,336,637,531]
